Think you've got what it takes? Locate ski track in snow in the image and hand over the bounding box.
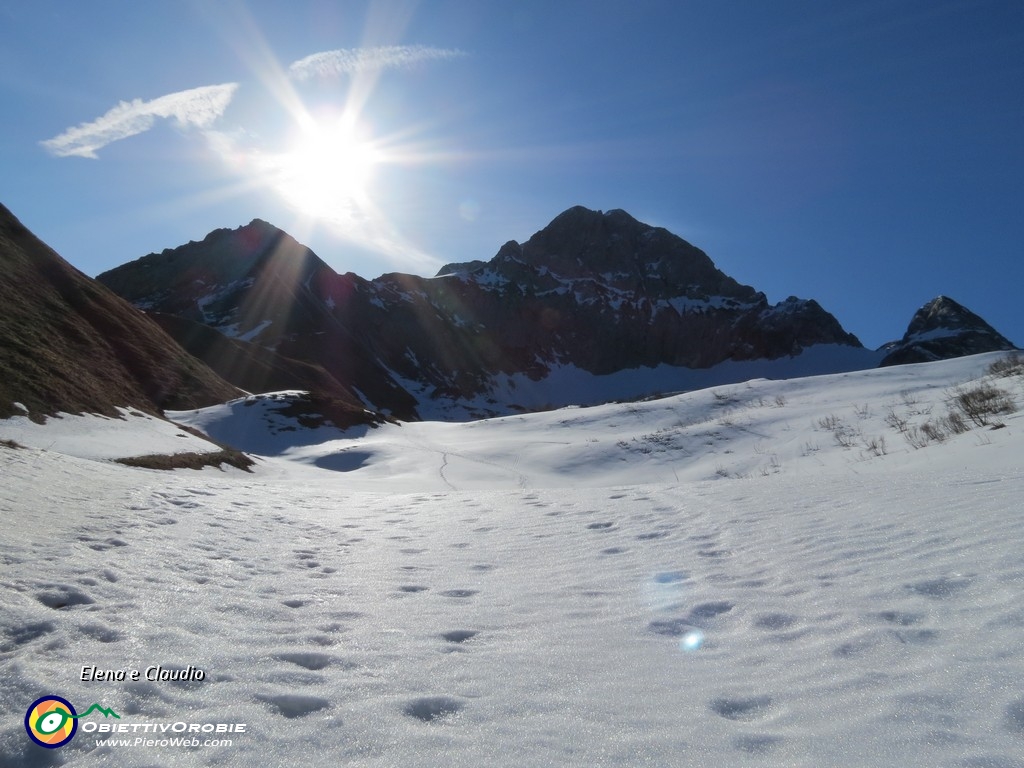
[1,352,1024,766]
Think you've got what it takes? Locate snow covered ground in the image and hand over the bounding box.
[0,407,222,461]
[2,352,1023,766]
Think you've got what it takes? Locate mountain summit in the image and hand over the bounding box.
[440,206,756,303]
[98,207,873,419]
[880,295,1017,367]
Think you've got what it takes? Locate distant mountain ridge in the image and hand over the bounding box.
[2,200,1015,428]
[96,206,1018,421]
[98,207,881,420]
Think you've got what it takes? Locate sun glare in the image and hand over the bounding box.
[270,118,383,220]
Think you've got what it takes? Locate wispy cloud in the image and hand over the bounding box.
[41,83,239,159]
[288,45,466,82]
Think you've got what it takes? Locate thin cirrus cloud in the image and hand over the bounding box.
[41,46,463,159]
[41,83,240,159]
[288,44,466,81]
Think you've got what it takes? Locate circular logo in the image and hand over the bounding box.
[25,696,78,748]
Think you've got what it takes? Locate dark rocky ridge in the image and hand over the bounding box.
[98,207,871,419]
[879,296,1017,367]
[99,219,418,419]
[0,203,240,421]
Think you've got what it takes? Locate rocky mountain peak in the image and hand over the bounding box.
[905,296,995,338]
[97,219,336,333]
[440,206,758,302]
[879,295,1017,367]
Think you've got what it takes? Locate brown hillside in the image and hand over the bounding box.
[0,204,240,421]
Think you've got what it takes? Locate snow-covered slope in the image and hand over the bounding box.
[171,351,1014,491]
[0,407,223,461]
[2,352,1023,767]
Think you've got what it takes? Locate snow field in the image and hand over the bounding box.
[0,408,222,461]
[175,352,1024,492]
[1,352,1023,766]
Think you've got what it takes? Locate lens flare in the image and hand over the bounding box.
[680,629,705,652]
[643,570,688,612]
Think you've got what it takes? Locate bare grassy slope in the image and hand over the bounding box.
[0,203,239,420]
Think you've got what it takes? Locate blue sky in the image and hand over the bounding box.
[1,0,1021,349]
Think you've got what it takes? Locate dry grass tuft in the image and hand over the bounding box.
[115,449,254,472]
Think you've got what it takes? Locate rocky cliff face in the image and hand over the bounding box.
[879,296,1017,367]
[97,207,871,419]
[0,203,240,421]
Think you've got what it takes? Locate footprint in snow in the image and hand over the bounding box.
[697,547,732,558]
[403,696,464,722]
[257,693,331,719]
[441,630,479,644]
[2,621,57,650]
[905,577,971,599]
[35,584,94,610]
[78,622,122,643]
[1004,698,1024,735]
[876,610,925,626]
[274,651,340,671]
[440,589,478,599]
[710,695,774,722]
[753,613,798,631]
[733,733,784,754]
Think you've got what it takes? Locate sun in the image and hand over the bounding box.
[269,117,383,220]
